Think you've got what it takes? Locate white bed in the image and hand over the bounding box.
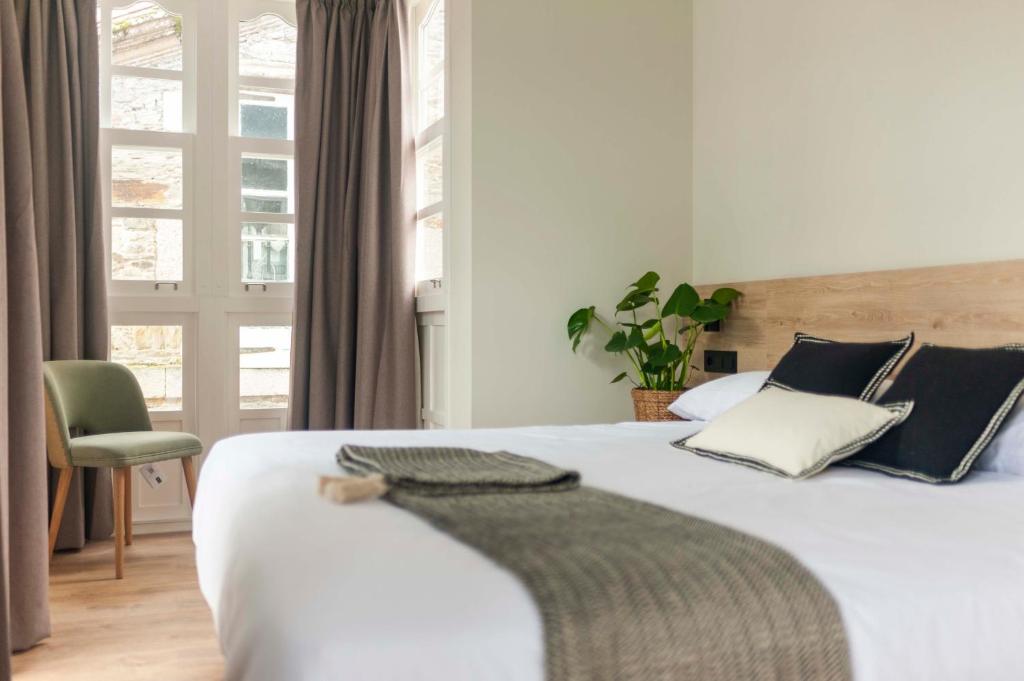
[193,422,1024,681]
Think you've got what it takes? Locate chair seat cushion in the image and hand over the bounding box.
[69,431,203,468]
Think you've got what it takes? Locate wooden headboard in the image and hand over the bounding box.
[694,259,1024,382]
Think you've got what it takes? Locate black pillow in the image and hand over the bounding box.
[765,332,914,400]
[846,344,1024,483]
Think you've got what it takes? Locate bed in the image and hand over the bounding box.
[193,420,1024,681]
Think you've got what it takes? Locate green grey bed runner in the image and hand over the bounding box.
[338,445,851,681]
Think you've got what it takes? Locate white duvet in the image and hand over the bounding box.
[193,422,1024,681]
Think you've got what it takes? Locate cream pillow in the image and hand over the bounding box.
[672,387,913,479]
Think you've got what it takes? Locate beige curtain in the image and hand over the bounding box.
[290,0,418,430]
[18,0,112,550]
[1,0,51,670]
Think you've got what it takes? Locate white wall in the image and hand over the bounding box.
[693,0,1024,284]
[452,1,693,427]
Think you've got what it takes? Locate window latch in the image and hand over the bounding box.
[244,283,269,292]
[154,282,179,291]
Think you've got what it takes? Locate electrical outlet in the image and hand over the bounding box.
[704,349,738,374]
[139,463,165,489]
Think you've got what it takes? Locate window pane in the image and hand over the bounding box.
[416,137,443,209]
[240,326,291,409]
[111,1,183,71]
[112,147,183,209]
[239,87,293,140]
[419,73,444,131]
[241,156,292,214]
[111,217,183,281]
[242,223,293,283]
[111,325,183,411]
[416,212,443,282]
[111,75,182,132]
[238,15,297,79]
[419,0,445,78]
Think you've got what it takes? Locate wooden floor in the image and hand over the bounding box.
[12,533,223,681]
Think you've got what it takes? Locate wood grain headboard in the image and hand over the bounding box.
[694,259,1024,382]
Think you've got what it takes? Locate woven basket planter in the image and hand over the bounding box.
[631,388,684,422]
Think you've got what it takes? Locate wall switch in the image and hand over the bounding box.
[704,349,738,374]
[139,463,165,489]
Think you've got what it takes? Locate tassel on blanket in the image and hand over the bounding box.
[319,474,389,504]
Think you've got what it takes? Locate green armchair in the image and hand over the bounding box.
[43,360,203,579]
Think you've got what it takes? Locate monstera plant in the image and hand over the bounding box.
[567,272,741,395]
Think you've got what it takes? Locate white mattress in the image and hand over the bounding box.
[193,423,1024,681]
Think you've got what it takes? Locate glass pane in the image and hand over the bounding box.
[416,137,443,209]
[419,73,444,131]
[111,1,183,71]
[111,325,183,411]
[420,0,445,78]
[112,147,183,209]
[238,14,297,79]
[111,217,183,281]
[240,326,291,410]
[241,156,292,214]
[111,75,182,132]
[239,87,293,140]
[241,222,293,283]
[416,212,443,282]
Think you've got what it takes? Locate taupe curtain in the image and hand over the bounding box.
[1,0,51,669]
[18,0,112,550]
[290,0,418,430]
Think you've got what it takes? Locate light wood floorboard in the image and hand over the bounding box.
[13,533,223,681]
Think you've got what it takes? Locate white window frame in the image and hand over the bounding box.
[228,1,297,300]
[100,0,198,299]
[227,312,292,434]
[412,0,448,301]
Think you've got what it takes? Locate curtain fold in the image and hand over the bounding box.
[18,0,112,550]
[290,0,418,430]
[1,0,51,670]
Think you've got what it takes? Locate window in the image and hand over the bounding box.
[110,325,184,411]
[413,0,446,291]
[239,325,292,409]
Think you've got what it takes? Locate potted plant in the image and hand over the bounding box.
[567,272,741,421]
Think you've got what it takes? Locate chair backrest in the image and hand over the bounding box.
[43,360,152,468]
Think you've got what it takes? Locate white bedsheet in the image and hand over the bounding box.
[193,423,1024,681]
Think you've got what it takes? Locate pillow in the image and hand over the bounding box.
[976,401,1024,476]
[765,332,914,400]
[668,371,771,421]
[846,344,1024,483]
[672,387,913,479]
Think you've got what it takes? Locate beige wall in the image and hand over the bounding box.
[458,1,693,427]
[693,0,1024,284]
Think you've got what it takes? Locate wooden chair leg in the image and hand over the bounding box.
[113,467,126,580]
[124,466,133,546]
[49,467,74,558]
[181,456,197,509]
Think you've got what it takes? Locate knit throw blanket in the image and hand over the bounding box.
[338,445,852,681]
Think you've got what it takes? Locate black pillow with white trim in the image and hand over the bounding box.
[765,332,914,400]
[845,344,1024,483]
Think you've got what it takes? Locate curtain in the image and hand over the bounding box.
[1,0,51,670]
[290,0,419,431]
[18,0,112,550]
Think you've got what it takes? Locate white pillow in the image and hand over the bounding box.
[672,387,914,479]
[668,371,771,421]
[976,401,1024,476]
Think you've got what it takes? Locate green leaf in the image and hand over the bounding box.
[616,291,653,312]
[604,331,628,353]
[711,287,742,306]
[626,326,646,350]
[643,320,663,341]
[610,372,629,384]
[689,303,728,323]
[661,283,700,318]
[567,306,595,352]
[631,271,660,292]
[648,343,683,368]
